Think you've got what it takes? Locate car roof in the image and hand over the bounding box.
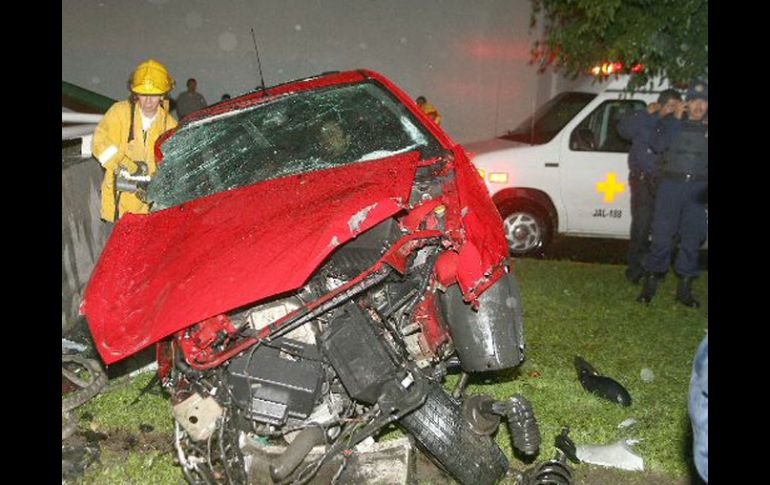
[182,70,372,125]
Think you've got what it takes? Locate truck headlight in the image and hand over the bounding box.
[489,172,509,184]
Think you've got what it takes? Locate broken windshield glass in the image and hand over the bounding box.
[148,81,443,210]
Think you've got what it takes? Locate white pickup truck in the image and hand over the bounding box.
[465,76,706,256]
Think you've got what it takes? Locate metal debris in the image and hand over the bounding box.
[618,417,637,429]
[576,438,644,471]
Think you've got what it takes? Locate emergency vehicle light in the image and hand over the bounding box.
[488,172,509,184]
[590,62,644,77]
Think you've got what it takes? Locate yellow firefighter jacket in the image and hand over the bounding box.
[91,100,177,221]
[420,101,442,126]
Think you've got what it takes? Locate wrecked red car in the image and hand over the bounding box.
[82,70,539,484]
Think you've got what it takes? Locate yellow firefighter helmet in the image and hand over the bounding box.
[130,59,174,95]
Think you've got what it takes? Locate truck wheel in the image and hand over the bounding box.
[399,382,509,485]
[499,201,551,256]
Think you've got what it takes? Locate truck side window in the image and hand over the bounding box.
[570,100,646,153]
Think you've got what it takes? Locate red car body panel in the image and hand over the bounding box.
[82,69,509,365]
[83,152,418,364]
[452,154,510,299]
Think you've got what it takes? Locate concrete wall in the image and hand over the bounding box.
[62,147,111,332]
[62,0,558,143]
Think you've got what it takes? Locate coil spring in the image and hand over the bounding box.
[525,458,573,485]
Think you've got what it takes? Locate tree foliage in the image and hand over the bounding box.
[530,0,708,88]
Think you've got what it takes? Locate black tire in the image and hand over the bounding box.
[399,382,509,485]
[498,200,552,257]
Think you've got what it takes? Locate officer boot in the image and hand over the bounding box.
[675,276,700,308]
[625,267,643,285]
[637,272,663,303]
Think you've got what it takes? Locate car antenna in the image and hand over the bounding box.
[251,28,268,95]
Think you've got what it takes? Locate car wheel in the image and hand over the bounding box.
[499,202,551,256]
[399,382,509,485]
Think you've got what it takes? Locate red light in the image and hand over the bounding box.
[591,61,641,77]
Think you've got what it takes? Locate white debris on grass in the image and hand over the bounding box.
[618,418,637,429]
[640,368,654,383]
[576,438,644,471]
[62,338,87,353]
[128,361,159,379]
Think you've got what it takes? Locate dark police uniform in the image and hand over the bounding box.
[643,115,708,278]
[617,108,664,282]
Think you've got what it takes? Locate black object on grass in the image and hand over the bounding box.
[574,356,632,406]
[519,427,577,485]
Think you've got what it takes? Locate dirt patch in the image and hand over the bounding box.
[83,427,174,455]
[62,433,102,483]
[412,448,696,485]
[572,466,691,485]
[63,427,701,484]
[62,427,174,483]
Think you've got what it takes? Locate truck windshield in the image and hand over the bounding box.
[499,92,596,145]
[148,81,443,210]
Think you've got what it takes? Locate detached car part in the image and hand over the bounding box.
[62,354,107,441]
[576,438,644,472]
[517,427,577,485]
[574,356,632,406]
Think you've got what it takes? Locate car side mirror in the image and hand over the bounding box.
[570,128,595,151]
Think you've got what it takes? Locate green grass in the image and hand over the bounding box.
[78,449,180,485]
[77,373,174,435]
[71,258,707,483]
[462,258,708,478]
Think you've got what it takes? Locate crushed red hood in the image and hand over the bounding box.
[82,152,419,364]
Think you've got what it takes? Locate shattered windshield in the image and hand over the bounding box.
[149,81,443,210]
[499,92,596,145]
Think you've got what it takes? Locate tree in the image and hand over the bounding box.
[530,0,708,88]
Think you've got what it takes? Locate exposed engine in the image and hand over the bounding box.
[155,159,539,485]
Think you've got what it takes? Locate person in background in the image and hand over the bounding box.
[91,59,177,222]
[617,89,682,284]
[318,120,350,159]
[689,333,708,482]
[176,78,208,119]
[416,95,442,125]
[638,82,708,307]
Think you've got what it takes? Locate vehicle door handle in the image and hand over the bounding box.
[545,162,559,168]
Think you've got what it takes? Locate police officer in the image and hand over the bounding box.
[638,82,708,307]
[617,89,682,283]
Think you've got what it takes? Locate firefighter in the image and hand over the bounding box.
[416,96,442,125]
[92,59,178,222]
[638,82,708,307]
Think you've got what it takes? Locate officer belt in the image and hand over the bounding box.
[661,172,708,183]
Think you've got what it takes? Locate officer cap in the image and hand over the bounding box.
[686,82,708,101]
